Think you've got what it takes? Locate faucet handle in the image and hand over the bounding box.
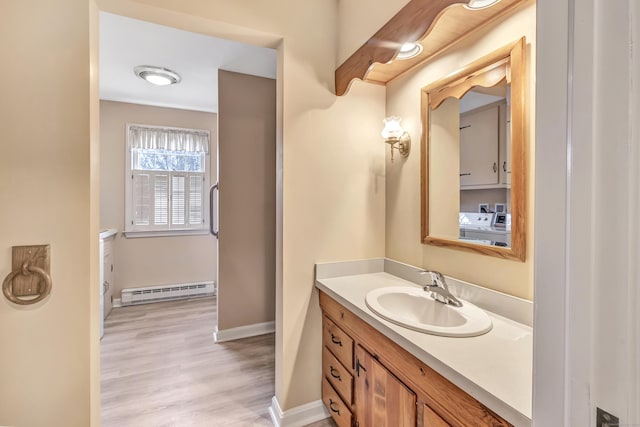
[419,270,443,281]
[418,270,432,281]
[432,270,445,281]
[419,270,439,288]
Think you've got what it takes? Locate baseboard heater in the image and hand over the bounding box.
[121,281,215,306]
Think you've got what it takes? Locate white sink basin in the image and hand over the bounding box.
[365,286,492,337]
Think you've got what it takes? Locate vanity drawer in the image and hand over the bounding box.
[322,346,353,405]
[323,316,353,369]
[322,377,352,427]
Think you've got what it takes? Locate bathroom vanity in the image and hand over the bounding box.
[316,259,532,427]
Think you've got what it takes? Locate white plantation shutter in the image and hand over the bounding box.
[154,175,169,225]
[133,173,151,226]
[171,175,186,226]
[189,176,203,225]
[126,124,209,235]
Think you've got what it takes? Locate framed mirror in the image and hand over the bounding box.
[420,38,526,261]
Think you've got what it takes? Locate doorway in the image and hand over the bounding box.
[98,12,278,425]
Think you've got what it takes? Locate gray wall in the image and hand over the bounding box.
[216,70,276,331]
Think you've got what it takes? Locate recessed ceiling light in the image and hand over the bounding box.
[134,65,181,86]
[396,42,423,60]
[464,0,500,10]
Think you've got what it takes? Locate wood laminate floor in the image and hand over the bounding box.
[101,297,336,427]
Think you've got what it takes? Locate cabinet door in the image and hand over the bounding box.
[354,345,416,427]
[499,101,512,186]
[103,239,114,319]
[460,105,499,187]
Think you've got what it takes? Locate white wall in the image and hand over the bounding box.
[589,0,638,423]
[533,0,639,425]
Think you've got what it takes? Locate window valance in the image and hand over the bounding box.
[128,124,210,154]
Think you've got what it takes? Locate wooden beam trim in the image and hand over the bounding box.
[383,0,531,86]
[335,0,467,96]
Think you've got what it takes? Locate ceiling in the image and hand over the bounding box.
[99,12,277,113]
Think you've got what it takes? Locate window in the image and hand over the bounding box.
[125,124,210,237]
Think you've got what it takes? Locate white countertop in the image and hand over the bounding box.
[315,258,532,427]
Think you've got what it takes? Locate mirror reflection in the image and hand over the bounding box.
[421,38,526,261]
[458,83,510,247]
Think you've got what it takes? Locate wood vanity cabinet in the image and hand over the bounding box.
[319,291,513,427]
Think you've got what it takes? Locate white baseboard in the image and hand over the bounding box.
[112,297,122,308]
[213,320,275,342]
[268,396,330,427]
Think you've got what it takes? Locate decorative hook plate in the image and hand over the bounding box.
[2,245,52,305]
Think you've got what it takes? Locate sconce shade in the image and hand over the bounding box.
[381,116,405,140]
[381,116,411,161]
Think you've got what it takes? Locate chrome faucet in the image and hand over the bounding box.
[419,271,463,307]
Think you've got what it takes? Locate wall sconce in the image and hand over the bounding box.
[381,116,411,162]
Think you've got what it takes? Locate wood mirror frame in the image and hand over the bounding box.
[420,37,526,261]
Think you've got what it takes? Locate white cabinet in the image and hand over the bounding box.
[460,102,509,189]
[103,239,114,319]
[99,229,117,338]
[460,105,499,187]
[500,101,511,186]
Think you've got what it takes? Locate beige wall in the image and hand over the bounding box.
[1,0,388,422]
[385,1,536,300]
[217,70,276,331]
[100,0,387,412]
[0,1,97,426]
[428,97,460,240]
[89,3,101,425]
[337,0,409,64]
[100,101,217,297]
[460,188,509,213]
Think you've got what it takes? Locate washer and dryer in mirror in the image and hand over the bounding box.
[459,212,510,247]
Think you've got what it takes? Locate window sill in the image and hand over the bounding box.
[123,229,211,239]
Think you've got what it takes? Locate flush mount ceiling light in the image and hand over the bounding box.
[134,65,181,86]
[464,0,500,10]
[396,42,423,60]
